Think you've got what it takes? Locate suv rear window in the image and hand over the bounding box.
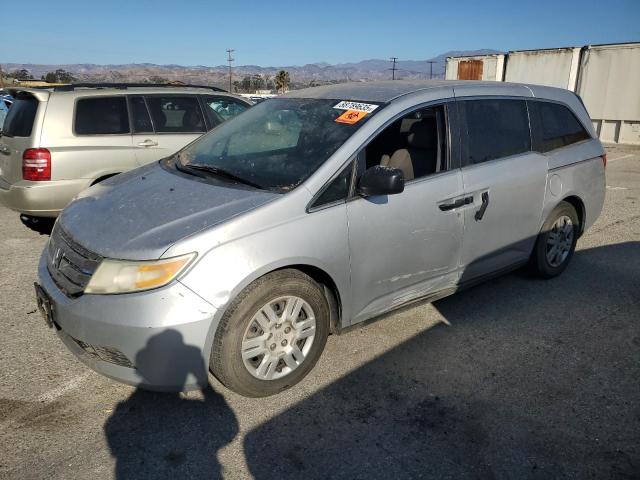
[2,94,38,137]
[75,97,130,135]
[532,101,590,152]
[461,99,531,165]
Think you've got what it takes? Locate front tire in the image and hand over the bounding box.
[210,269,330,397]
[530,201,579,278]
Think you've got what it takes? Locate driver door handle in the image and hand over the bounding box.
[439,195,473,211]
[137,139,158,147]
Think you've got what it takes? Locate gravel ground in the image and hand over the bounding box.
[0,145,638,479]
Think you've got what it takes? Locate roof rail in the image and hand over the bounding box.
[51,83,227,92]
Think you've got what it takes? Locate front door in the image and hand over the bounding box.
[346,103,464,323]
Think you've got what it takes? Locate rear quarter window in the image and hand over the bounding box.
[3,94,39,137]
[530,101,591,152]
[75,97,130,135]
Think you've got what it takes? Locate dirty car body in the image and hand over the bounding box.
[36,81,605,394]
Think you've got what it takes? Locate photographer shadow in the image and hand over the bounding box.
[104,330,238,479]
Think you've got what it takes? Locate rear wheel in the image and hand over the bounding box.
[530,201,579,278]
[210,269,330,397]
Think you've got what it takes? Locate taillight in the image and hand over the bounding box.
[22,148,51,181]
[601,154,607,168]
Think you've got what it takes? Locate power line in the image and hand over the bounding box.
[426,60,436,79]
[389,57,398,80]
[226,48,235,92]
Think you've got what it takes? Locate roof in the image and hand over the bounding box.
[7,84,241,101]
[283,80,536,103]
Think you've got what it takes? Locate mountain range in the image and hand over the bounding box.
[3,49,500,89]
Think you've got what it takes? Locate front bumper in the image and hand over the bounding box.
[0,177,89,217]
[37,250,218,391]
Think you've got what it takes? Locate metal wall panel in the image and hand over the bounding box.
[504,48,581,89]
[577,44,640,122]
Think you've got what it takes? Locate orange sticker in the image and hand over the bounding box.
[335,109,367,124]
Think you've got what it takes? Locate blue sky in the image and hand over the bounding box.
[2,0,639,66]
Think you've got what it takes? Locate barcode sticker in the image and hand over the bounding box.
[333,101,379,113]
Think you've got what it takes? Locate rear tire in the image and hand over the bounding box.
[210,269,330,397]
[530,201,579,278]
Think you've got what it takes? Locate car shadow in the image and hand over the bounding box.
[103,330,238,479]
[20,214,55,235]
[243,242,640,479]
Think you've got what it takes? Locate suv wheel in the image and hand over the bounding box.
[210,269,330,397]
[530,201,579,278]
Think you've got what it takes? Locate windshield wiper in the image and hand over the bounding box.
[178,163,265,190]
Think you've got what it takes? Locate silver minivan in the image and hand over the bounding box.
[35,81,606,397]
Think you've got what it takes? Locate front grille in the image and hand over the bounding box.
[47,224,103,297]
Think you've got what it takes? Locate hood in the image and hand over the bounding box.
[58,161,279,260]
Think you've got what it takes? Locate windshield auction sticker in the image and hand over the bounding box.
[335,109,369,124]
[333,101,379,113]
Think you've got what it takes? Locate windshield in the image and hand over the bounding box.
[176,98,381,191]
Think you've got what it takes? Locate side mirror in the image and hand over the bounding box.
[356,165,405,197]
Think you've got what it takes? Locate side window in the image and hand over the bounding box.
[145,96,206,133]
[311,162,353,209]
[75,97,129,135]
[533,101,590,152]
[130,96,153,133]
[362,105,447,182]
[202,96,249,128]
[460,99,531,164]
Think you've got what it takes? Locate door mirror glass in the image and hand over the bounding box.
[356,166,404,197]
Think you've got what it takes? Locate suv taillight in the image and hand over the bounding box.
[601,154,607,169]
[23,148,51,181]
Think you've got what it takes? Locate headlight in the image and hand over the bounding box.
[84,253,196,294]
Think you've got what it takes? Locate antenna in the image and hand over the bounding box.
[389,57,398,80]
[226,48,235,92]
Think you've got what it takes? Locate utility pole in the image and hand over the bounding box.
[226,48,235,92]
[390,57,398,80]
[426,60,436,79]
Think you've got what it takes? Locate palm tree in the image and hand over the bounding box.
[275,70,290,93]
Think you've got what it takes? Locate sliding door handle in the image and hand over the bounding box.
[474,192,490,221]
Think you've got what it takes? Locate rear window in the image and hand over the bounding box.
[202,95,249,127]
[75,97,129,135]
[145,96,206,133]
[533,101,590,152]
[3,94,38,137]
[461,99,531,165]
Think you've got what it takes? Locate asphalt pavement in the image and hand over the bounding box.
[0,145,638,479]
